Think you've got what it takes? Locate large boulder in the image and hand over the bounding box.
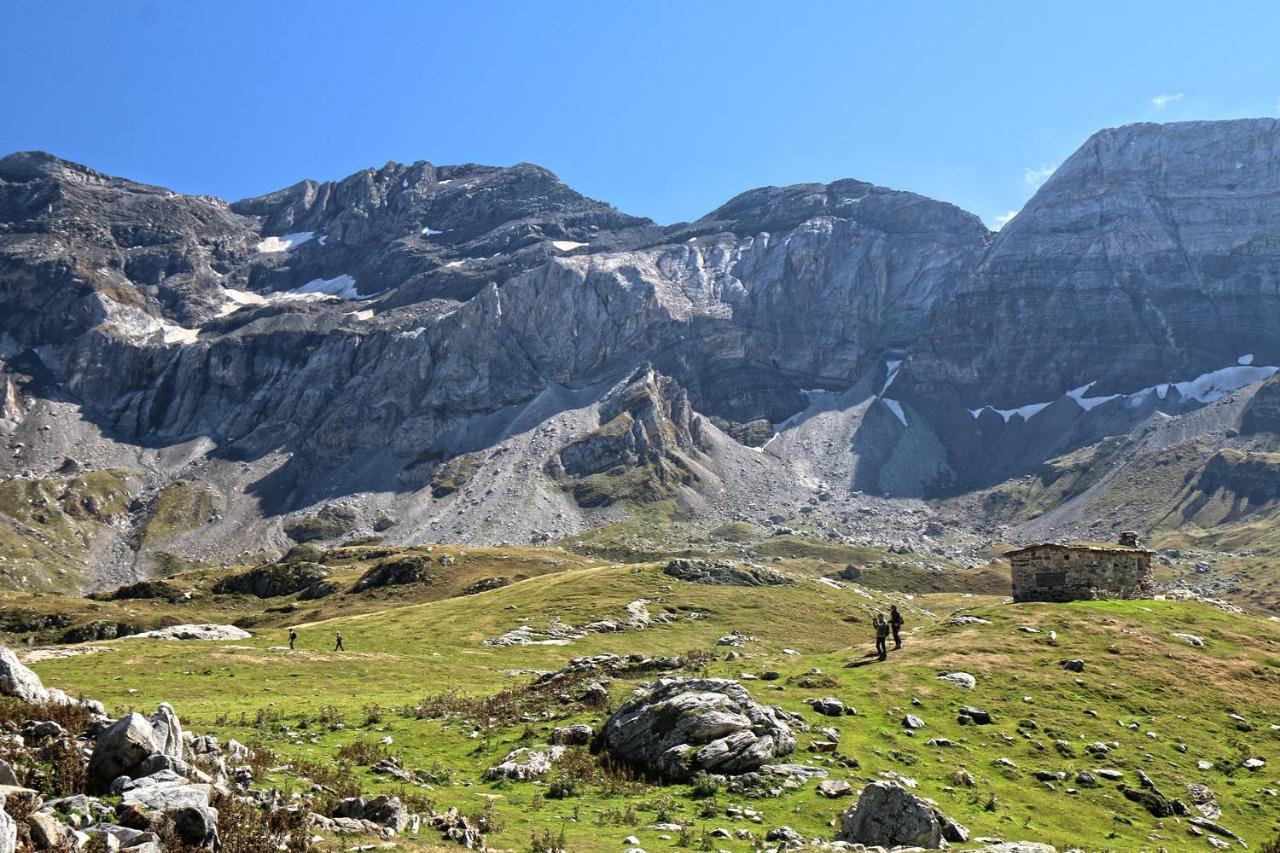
[837,781,965,849]
[0,646,57,704]
[126,625,251,641]
[599,677,795,781]
[87,714,161,792]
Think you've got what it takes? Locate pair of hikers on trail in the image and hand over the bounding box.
[287,629,344,652]
[873,605,904,661]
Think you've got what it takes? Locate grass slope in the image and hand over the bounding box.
[21,556,1280,852]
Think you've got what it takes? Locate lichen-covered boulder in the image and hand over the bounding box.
[837,781,967,849]
[599,677,795,781]
[0,646,63,705]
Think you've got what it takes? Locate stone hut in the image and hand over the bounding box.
[1007,534,1153,603]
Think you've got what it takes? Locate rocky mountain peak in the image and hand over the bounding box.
[685,177,990,240]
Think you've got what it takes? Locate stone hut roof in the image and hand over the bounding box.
[1004,541,1153,558]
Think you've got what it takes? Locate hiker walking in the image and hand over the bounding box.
[334,631,344,652]
[889,605,904,650]
[288,628,297,650]
[874,613,890,661]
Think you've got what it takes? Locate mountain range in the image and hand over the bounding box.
[5,117,1280,601]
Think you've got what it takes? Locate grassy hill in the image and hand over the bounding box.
[16,551,1280,851]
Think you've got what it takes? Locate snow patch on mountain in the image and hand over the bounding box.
[293,274,359,298]
[969,360,1279,422]
[256,232,314,253]
[882,398,908,426]
[880,360,902,395]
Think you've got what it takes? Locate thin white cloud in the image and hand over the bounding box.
[1023,164,1056,189]
[992,210,1018,230]
[1152,93,1184,109]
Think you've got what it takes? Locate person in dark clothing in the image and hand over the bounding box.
[334,631,344,652]
[889,606,904,650]
[288,629,297,650]
[874,614,890,661]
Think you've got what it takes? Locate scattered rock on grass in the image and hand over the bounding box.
[937,672,976,689]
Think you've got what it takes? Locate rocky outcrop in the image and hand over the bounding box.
[353,555,434,591]
[662,559,792,587]
[484,746,564,781]
[598,677,795,781]
[549,367,707,506]
[212,562,331,598]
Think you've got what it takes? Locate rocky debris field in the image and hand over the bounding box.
[0,647,484,852]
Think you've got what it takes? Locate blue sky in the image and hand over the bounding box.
[3,1,1278,228]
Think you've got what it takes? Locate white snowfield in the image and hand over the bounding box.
[159,324,199,345]
[255,231,314,253]
[216,289,269,316]
[550,240,588,251]
[968,358,1278,422]
[881,398,908,426]
[293,274,360,298]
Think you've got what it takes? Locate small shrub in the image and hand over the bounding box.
[698,796,720,818]
[528,826,568,853]
[210,790,311,853]
[0,698,91,732]
[690,770,720,798]
[335,737,389,766]
[315,705,345,728]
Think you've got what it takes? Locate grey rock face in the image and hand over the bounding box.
[912,119,1280,408]
[599,677,795,781]
[836,781,950,849]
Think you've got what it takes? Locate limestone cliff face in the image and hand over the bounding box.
[907,119,1280,409]
[6,119,1280,584]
